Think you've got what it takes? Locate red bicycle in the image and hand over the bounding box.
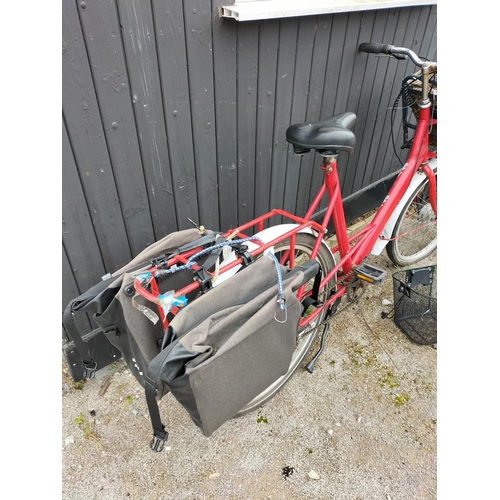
[134,42,437,416]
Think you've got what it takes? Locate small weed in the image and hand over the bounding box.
[412,378,435,395]
[74,413,103,449]
[394,393,410,406]
[422,381,434,391]
[346,342,377,368]
[257,413,268,424]
[379,371,399,389]
[306,448,313,454]
[82,421,93,439]
[122,395,134,410]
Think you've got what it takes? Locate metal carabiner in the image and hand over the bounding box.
[274,301,287,324]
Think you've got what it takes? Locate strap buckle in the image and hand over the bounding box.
[150,427,169,452]
[233,244,254,267]
[151,254,167,269]
[83,360,97,380]
[193,268,213,293]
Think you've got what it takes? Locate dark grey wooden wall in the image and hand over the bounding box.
[62,0,437,339]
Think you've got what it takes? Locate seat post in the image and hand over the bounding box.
[322,155,352,273]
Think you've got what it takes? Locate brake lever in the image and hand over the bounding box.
[373,53,407,61]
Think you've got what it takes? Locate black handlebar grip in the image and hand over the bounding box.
[358,43,393,55]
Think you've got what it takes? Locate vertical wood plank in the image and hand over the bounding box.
[282,16,317,217]
[212,8,238,230]
[62,118,106,293]
[355,8,400,189]
[416,6,437,62]
[417,5,437,66]
[366,8,408,184]
[62,0,131,272]
[329,11,364,197]
[295,16,333,217]
[350,8,393,194]
[237,22,259,224]
[427,6,437,64]
[117,0,178,238]
[152,0,201,230]
[321,13,349,119]
[269,17,299,221]
[379,6,422,179]
[62,117,105,338]
[78,0,155,256]
[183,0,219,230]
[254,19,279,222]
[331,12,364,116]
[62,246,93,339]
[307,12,349,212]
[341,9,378,195]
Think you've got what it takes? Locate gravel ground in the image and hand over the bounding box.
[61,250,437,500]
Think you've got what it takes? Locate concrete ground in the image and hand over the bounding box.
[62,249,437,500]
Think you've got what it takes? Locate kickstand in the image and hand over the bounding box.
[304,323,330,373]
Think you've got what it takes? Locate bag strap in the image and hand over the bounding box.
[194,235,226,273]
[145,379,169,452]
[62,301,98,379]
[176,232,220,253]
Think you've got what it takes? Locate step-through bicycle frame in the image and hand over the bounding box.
[134,48,437,333]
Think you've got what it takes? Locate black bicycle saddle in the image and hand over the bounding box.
[286,112,357,156]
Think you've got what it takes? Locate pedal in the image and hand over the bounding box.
[355,264,386,284]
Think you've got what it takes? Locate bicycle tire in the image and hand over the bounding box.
[386,175,437,266]
[235,233,336,416]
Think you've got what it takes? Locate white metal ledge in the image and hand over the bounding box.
[219,0,437,21]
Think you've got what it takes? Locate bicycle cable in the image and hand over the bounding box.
[390,89,405,167]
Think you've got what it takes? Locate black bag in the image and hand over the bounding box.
[62,228,221,383]
[144,255,320,450]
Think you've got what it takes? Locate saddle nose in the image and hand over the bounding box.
[286,112,357,156]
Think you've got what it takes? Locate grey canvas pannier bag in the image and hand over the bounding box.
[62,228,222,383]
[144,255,320,451]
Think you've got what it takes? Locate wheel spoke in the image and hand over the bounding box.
[387,177,437,266]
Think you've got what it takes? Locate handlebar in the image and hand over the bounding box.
[358,43,435,70]
[359,42,436,107]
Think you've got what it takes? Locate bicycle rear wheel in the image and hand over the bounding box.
[386,176,437,266]
[235,233,336,416]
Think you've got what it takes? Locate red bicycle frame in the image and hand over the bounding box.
[134,64,437,333]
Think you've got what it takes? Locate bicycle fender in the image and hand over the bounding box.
[370,157,437,256]
[213,224,331,286]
